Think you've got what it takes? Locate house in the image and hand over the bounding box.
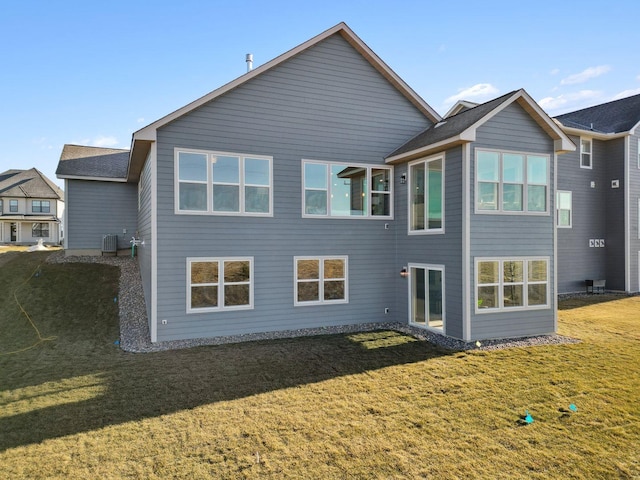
[0,168,64,245]
[56,23,576,344]
[56,145,138,254]
[554,94,640,294]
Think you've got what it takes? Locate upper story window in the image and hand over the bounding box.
[556,191,572,228]
[9,200,18,212]
[302,160,392,218]
[476,257,549,312]
[476,149,549,214]
[187,257,253,313]
[580,138,592,169]
[32,200,50,213]
[637,139,640,169]
[0,199,3,214]
[409,155,444,233]
[176,149,272,216]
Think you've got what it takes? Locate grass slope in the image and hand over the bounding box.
[0,252,639,478]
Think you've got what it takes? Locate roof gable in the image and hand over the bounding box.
[0,168,64,199]
[127,22,440,181]
[386,89,575,163]
[554,93,640,135]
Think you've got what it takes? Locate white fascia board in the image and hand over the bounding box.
[557,125,629,141]
[385,132,475,164]
[628,120,640,135]
[55,175,128,182]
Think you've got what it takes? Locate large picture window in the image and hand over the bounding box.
[476,257,549,312]
[187,257,253,313]
[295,256,348,305]
[409,155,444,233]
[32,223,49,238]
[476,149,548,214]
[176,149,272,216]
[302,161,392,218]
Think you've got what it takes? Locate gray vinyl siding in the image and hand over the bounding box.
[394,146,464,339]
[137,157,153,326]
[557,136,629,292]
[152,33,432,341]
[66,180,138,250]
[556,135,607,292]
[629,134,640,292]
[469,103,556,339]
[604,138,626,290]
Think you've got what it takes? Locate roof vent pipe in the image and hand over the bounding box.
[246,53,253,72]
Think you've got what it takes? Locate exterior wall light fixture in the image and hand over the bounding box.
[400,266,409,278]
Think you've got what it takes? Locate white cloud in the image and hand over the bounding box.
[91,136,119,148]
[443,83,499,105]
[560,65,611,85]
[538,90,601,112]
[73,136,121,148]
[611,87,640,100]
[136,117,145,124]
[550,68,560,76]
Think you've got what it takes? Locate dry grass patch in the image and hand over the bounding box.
[1,253,639,478]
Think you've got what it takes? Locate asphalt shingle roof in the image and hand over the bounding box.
[0,168,64,199]
[554,93,640,134]
[388,91,518,158]
[56,145,130,179]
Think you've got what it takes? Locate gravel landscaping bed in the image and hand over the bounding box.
[47,251,580,353]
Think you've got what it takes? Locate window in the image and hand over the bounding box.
[302,161,392,218]
[32,200,50,213]
[637,139,640,169]
[32,223,49,238]
[176,149,272,216]
[557,191,572,228]
[187,258,253,312]
[476,257,549,312]
[295,256,348,305]
[409,155,444,233]
[476,150,548,214]
[580,138,592,169]
[409,264,444,331]
[10,200,18,212]
[0,199,3,214]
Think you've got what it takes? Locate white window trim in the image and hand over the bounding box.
[294,255,349,306]
[556,190,572,228]
[186,257,254,313]
[474,148,550,216]
[407,154,445,235]
[580,138,592,169]
[32,222,50,238]
[301,160,393,220]
[637,138,640,170]
[407,263,446,332]
[475,256,550,314]
[175,148,273,217]
[9,199,18,212]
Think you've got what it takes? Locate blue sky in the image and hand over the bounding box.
[1,0,639,188]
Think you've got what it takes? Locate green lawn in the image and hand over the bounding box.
[1,251,639,478]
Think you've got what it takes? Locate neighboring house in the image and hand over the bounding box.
[57,23,577,344]
[56,145,138,254]
[0,168,64,245]
[554,94,640,294]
